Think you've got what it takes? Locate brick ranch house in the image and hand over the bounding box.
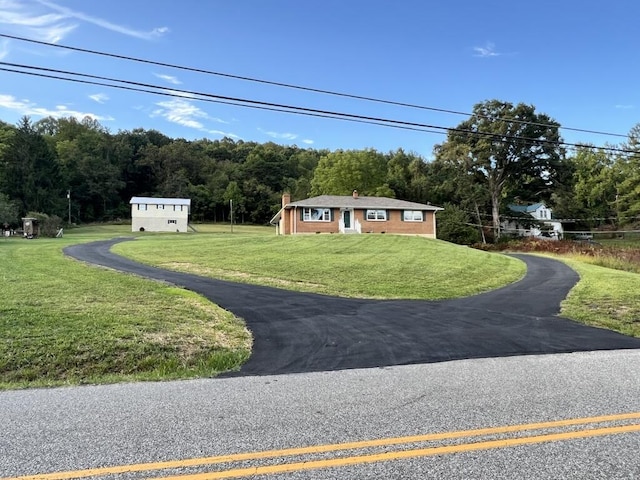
[270,191,443,238]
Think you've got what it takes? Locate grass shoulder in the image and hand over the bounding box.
[559,255,640,338]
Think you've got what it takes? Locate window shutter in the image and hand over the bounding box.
[386,210,390,221]
[400,210,404,221]
[422,210,426,222]
[300,208,304,221]
[330,209,335,221]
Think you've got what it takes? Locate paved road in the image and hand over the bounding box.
[64,238,640,376]
[2,351,640,479]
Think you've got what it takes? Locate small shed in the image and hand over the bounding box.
[130,197,191,232]
[22,217,39,239]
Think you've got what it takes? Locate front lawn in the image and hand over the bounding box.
[0,229,252,389]
[114,234,526,300]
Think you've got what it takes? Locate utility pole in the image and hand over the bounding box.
[67,190,71,225]
[230,199,233,233]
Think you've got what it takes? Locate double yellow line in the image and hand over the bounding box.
[6,412,640,480]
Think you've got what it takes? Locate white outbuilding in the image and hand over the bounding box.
[130,197,191,232]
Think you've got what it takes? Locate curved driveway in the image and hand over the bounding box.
[65,238,640,376]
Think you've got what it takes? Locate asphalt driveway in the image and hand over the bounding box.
[65,238,640,376]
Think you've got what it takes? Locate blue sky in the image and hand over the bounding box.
[0,0,638,158]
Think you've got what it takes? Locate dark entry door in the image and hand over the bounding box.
[343,210,351,228]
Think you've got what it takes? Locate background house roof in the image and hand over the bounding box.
[508,203,545,213]
[287,195,443,211]
[130,197,191,206]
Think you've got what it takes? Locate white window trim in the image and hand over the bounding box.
[303,207,331,222]
[366,209,387,221]
[403,210,423,222]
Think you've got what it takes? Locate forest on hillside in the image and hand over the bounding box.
[1,99,639,243]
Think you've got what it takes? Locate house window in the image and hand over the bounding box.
[403,210,423,222]
[366,209,387,221]
[168,219,177,224]
[137,204,147,211]
[157,204,165,210]
[303,208,331,221]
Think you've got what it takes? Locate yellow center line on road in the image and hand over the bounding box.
[4,411,640,480]
[151,423,640,480]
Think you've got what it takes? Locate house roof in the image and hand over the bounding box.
[130,197,191,206]
[287,195,443,211]
[508,203,545,213]
[270,195,443,224]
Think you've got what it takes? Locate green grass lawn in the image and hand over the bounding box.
[560,256,640,338]
[0,228,252,390]
[114,234,526,300]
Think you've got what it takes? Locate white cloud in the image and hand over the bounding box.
[35,0,169,40]
[89,93,109,104]
[615,104,634,110]
[154,73,182,85]
[161,89,196,99]
[0,93,114,121]
[0,38,9,60]
[0,0,78,44]
[258,127,298,140]
[151,97,234,137]
[473,42,501,58]
[302,139,314,145]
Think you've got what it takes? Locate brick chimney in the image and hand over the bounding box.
[282,193,291,207]
[352,190,358,199]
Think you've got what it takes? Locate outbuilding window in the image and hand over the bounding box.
[403,210,423,222]
[137,204,147,211]
[168,219,177,224]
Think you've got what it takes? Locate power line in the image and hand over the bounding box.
[0,33,629,140]
[0,65,444,135]
[2,61,638,157]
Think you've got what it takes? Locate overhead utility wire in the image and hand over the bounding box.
[0,65,443,135]
[1,62,638,156]
[0,33,628,140]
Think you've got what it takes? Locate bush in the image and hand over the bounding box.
[437,203,481,245]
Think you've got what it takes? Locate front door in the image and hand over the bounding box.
[342,210,351,229]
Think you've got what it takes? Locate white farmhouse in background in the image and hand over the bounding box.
[130,197,191,232]
[503,202,564,239]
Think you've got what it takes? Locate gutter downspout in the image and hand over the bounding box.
[294,206,297,234]
[433,210,437,239]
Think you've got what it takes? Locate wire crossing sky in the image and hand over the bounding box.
[0,0,638,156]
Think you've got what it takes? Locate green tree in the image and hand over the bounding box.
[51,118,124,221]
[0,193,19,226]
[436,203,481,245]
[614,124,640,225]
[561,145,617,226]
[2,117,62,216]
[223,181,246,223]
[435,100,565,239]
[310,149,390,196]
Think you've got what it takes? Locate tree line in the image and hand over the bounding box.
[0,99,639,243]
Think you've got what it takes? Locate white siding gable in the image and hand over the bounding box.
[130,197,191,232]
